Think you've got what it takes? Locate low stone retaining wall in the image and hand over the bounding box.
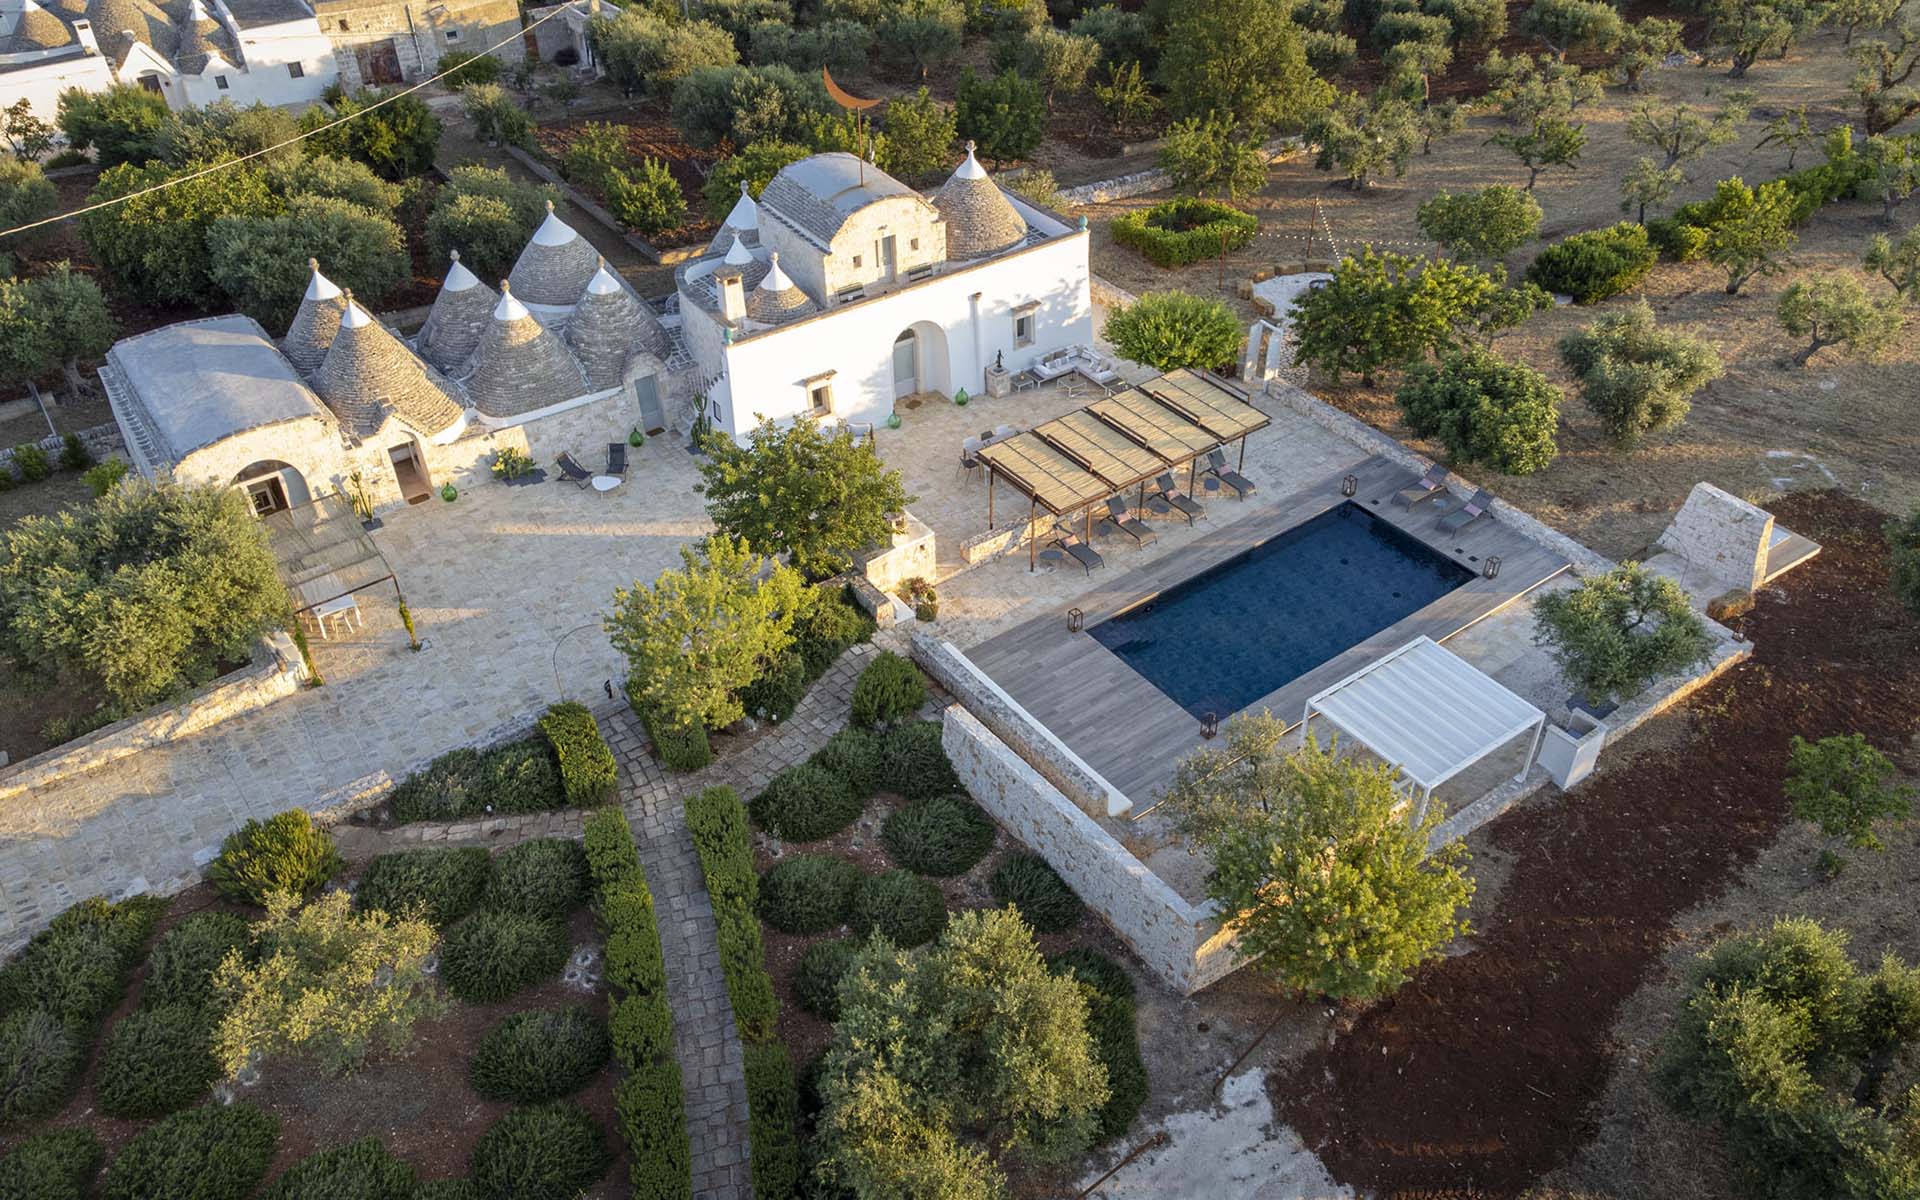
[1058,138,1300,207]
[1089,275,1139,312]
[0,422,125,479]
[943,705,1237,994]
[502,145,707,266]
[0,631,307,802]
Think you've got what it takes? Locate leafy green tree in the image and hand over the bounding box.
[1702,176,1797,294]
[264,153,400,214]
[955,69,1046,167]
[1159,0,1330,132]
[80,157,277,308]
[1397,346,1561,475]
[1101,290,1243,371]
[1380,37,1452,106]
[155,100,301,168]
[1857,131,1920,222]
[702,139,808,222]
[1486,114,1585,191]
[1301,27,1359,76]
[1416,185,1541,267]
[1849,24,1920,134]
[671,64,829,150]
[1887,507,1920,617]
[1532,563,1714,704]
[207,196,410,330]
[558,121,632,196]
[1627,96,1750,171]
[2,98,55,161]
[1164,721,1474,1000]
[56,84,171,168]
[1654,918,1920,1200]
[1290,248,1503,385]
[424,165,558,284]
[698,417,914,580]
[1754,105,1817,168]
[749,18,874,74]
[1482,49,1603,126]
[606,534,807,737]
[1784,733,1913,863]
[1864,224,1920,297]
[1003,167,1061,208]
[699,0,794,43]
[1557,300,1721,449]
[1616,16,1685,89]
[1471,281,1554,344]
[1017,26,1101,109]
[0,277,53,392]
[591,11,738,98]
[1426,0,1505,49]
[298,89,441,181]
[1776,272,1905,365]
[814,909,1108,1195]
[0,482,288,711]
[1833,0,1901,45]
[1701,0,1803,79]
[1072,4,1155,70]
[1160,113,1265,200]
[461,83,532,149]
[606,157,687,237]
[1305,93,1418,191]
[1519,0,1622,59]
[870,0,966,80]
[1621,156,1685,224]
[879,88,957,181]
[1087,60,1156,141]
[1418,98,1465,155]
[9,263,116,399]
[0,158,56,263]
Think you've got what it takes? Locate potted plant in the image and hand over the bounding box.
[490,446,536,485]
[904,577,938,622]
[346,471,380,531]
[440,482,458,503]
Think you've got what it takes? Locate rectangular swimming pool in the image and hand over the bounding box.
[1088,502,1474,719]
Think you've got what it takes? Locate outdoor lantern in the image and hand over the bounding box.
[1201,712,1219,739]
[1341,474,1357,497]
[1483,555,1502,580]
[1067,607,1084,633]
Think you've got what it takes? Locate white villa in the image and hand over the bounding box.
[98,146,1092,515]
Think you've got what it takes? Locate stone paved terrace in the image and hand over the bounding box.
[0,437,713,949]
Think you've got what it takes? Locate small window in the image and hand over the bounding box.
[214,75,229,89]
[910,237,919,250]
[1014,313,1035,347]
[808,382,833,417]
[444,27,460,40]
[337,18,348,29]
[287,61,304,78]
[851,254,862,268]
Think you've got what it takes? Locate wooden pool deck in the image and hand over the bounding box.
[963,455,1572,805]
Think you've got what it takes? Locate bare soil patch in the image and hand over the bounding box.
[1268,491,1920,1198]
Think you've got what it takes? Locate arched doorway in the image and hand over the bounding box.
[890,321,951,400]
[232,460,311,516]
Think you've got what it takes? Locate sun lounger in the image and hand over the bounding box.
[1052,531,1106,575]
[1392,464,1448,509]
[606,443,628,479]
[1205,449,1257,499]
[1149,473,1206,525]
[1098,496,1158,547]
[1438,489,1494,534]
[556,452,594,489]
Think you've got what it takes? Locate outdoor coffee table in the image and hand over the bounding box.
[591,476,621,492]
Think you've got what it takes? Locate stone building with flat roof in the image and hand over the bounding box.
[310,0,519,89]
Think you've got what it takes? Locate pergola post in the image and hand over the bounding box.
[987,467,995,529]
[1028,498,1038,570]
[1238,436,1247,472]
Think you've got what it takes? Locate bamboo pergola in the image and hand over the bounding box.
[1142,369,1272,471]
[977,433,1113,568]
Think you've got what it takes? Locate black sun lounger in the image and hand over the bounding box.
[1052,529,1106,575]
[1392,463,1449,509]
[1438,488,1494,534]
[606,442,628,479]
[1098,496,1158,547]
[1150,473,1206,525]
[1205,449,1256,499]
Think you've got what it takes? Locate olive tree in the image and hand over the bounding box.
[1865,223,1920,298]
[1621,157,1685,224]
[1102,291,1243,371]
[1486,115,1585,191]
[590,10,737,98]
[1776,273,1905,365]
[206,196,410,329]
[1159,0,1330,132]
[1616,17,1685,89]
[424,165,558,284]
[0,263,116,399]
[1702,176,1797,294]
[1416,186,1541,268]
[1305,93,1418,191]
[1557,300,1722,449]
[1532,563,1714,705]
[1159,113,1266,200]
[1626,96,1750,170]
[1519,0,1622,59]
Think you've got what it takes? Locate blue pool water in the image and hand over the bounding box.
[1088,502,1473,719]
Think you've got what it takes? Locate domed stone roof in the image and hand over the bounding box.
[459,281,590,419]
[415,250,498,373]
[313,295,466,440]
[932,141,1028,260]
[2,0,73,50]
[283,259,345,379]
[505,201,599,308]
[744,252,816,326]
[565,258,672,388]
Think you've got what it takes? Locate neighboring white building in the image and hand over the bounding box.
[676,144,1095,438]
[0,0,334,122]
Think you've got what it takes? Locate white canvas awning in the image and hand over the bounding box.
[1302,636,1545,804]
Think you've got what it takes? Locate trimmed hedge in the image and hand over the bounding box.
[142,912,249,1010]
[207,809,342,906]
[469,1103,609,1200]
[808,727,882,797]
[0,1009,82,1126]
[758,855,861,934]
[355,847,490,928]
[259,1137,416,1200]
[794,938,858,1019]
[389,738,566,822]
[616,1062,691,1200]
[882,794,996,877]
[988,853,1084,933]
[471,1008,610,1103]
[876,720,962,801]
[1048,947,1136,1003]
[749,761,862,843]
[537,702,618,807]
[96,1003,220,1118]
[630,689,713,773]
[0,1128,102,1200]
[1112,198,1258,268]
[793,583,878,677]
[483,838,589,922]
[439,910,568,1003]
[850,652,927,728]
[684,787,800,1200]
[101,1102,279,1200]
[1523,222,1657,305]
[849,870,947,948]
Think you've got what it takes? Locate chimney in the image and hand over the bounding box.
[72,18,99,53]
[715,267,746,324]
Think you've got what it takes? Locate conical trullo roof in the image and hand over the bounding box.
[460,281,590,418]
[706,182,760,253]
[284,259,345,379]
[505,201,599,308]
[745,252,815,326]
[566,258,671,388]
[933,141,1027,259]
[171,0,231,73]
[718,234,768,292]
[313,295,466,440]
[2,0,73,50]
[416,250,498,373]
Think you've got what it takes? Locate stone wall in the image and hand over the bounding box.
[0,632,308,803]
[1088,274,1139,312]
[1057,139,1299,208]
[0,422,125,480]
[1655,481,1772,592]
[943,704,1238,994]
[858,510,936,595]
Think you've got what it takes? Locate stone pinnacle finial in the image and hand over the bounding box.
[545,200,555,213]
[308,257,319,272]
[740,181,750,196]
[965,139,976,154]
[449,249,460,262]
[342,288,353,302]
[500,279,512,295]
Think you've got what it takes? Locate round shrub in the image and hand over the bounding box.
[876,720,962,801]
[439,910,567,1003]
[0,1007,82,1123]
[988,853,1084,933]
[739,650,808,723]
[1523,222,1657,305]
[849,870,947,948]
[1048,947,1136,1004]
[758,855,862,934]
[850,652,927,729]
[483,838,588,922]
[748,762,863,843]
[0,1128,102,1199]
[144,912,250,1010]
[388,739,565,823]
[206,809,342,906]
[470,1008,611,1103]
[882,794,995,877]
[96,1003,219,1118]
[808,727,882,798]
[355,847,491,928]
[101,1102,278,1200]
[1397,347,1561,477]
[794,938,858,1019]
[469,1102,609,1200]
[260,1137,415,1200]
[437,49,502,89]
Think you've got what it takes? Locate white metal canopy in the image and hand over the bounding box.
[1302,636,1546,803]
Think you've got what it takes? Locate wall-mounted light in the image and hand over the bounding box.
[1341,475,1357,497]
[1067,607,1084,633]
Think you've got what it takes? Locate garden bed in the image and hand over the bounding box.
[533,112,722,250]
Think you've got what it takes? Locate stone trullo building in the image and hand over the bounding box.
[100,146,1093,516]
